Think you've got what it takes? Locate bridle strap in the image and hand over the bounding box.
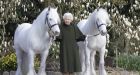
[97,24,106,29]
[96,21,106,29]
[45,12,60,39]
[45,12,49,24]
[94,21,107,36]
[94,33,100,36]
[50,24,58,28]
[45,12,58,30]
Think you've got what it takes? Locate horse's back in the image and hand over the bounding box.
[14,23,31,36]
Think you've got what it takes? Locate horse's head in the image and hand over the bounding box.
[96,8,111,36]
[45,7,60,36]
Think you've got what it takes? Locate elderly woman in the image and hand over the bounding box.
[56,12,85,75]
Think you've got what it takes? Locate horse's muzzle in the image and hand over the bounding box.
[101,30,107,36]
[54,31,60,36]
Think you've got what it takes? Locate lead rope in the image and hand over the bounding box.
[49,30,56,46]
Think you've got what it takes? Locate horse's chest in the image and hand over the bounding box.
[87,35,106,49]
[31,37,50,51]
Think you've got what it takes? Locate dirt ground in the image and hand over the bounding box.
[107,71,139,75]
[105,67,139,75]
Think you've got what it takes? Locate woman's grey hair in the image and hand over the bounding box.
[63,12,73,21]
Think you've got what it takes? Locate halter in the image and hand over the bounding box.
[45,12,59,30]
[93,21,106,36]
[96,19,106,29]
[45,11,59,40]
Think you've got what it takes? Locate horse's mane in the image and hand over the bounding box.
[31,8,48,27]
[96,8,111,24]
[32,7,60,26]
[32,8,49,25]
[88,8,110,25]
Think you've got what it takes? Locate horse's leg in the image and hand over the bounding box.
[90,50,96,75]
[38,49,49,75]
[27,50,35,75]
[81,48,85,75]
[99,47,107,75]
[21,51,37,75]
[78,42,86,75]
[15,48,22,75]
[84,47,91,75]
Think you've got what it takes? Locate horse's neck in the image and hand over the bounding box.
[84,13,99,35]
[33,9,46,27]
[31,21,48,37]
[31,9,49,37]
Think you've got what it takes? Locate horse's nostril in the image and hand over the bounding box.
[101,31,107,36]
[55,31,60,36]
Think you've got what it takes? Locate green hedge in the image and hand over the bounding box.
[0,53,40,71]
[117,54,140,71]
[0,53,16,71]
[0,43,60,71]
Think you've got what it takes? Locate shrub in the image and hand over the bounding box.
[0,53,40,71]
[117,54,140,71]
[0,53,17,71]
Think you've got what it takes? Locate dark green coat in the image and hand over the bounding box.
[56,22,85,73]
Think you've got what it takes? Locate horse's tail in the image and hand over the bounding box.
[12,45,15,49]
[14,23,32,37]
[13,23,30,45]
[14,24,22,37]
[13,24,21,48]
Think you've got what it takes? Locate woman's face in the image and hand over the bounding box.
[64,17,72,25]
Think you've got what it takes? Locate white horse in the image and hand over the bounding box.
[13,7,60,75]
[77,8,111,75]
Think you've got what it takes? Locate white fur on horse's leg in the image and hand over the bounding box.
[99,48,107,75]
[27,50,35,75]
[79,49,85,75]
[90,51,96,75]
[38,50,49,75]
[15,49,22,75]
[84,47,91,75]
[78,42,86,75]
[81,50,85,75]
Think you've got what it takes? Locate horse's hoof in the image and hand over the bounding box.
[84,71,90,75]
[99,70,107,75]
[27,71,34,75]
[77,72,83,75]
[38,72,46,75]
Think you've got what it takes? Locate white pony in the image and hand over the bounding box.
[77,8,111,75]
[13,7,60,75]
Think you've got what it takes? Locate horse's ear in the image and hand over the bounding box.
[55,7,58,11]
[48,6,51,11]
